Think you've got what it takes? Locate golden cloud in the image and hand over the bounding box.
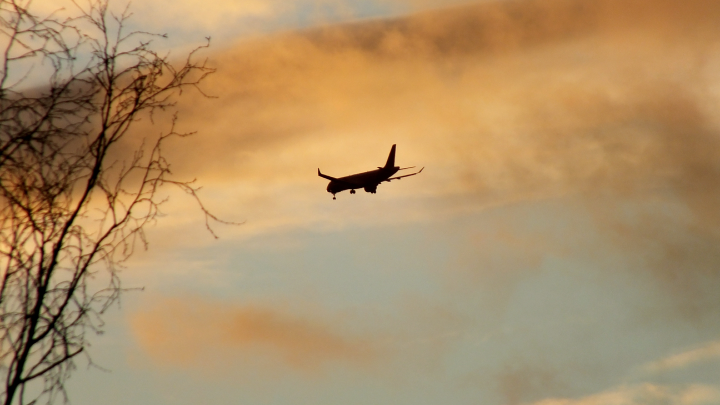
[643,340,720,374]
[116,0,720,305]
[531,383,720,405]
[129,296,380,373]
[165,0,720,196]
[131,0,283,30]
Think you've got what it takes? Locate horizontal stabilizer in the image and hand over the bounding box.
[384,167,424,182]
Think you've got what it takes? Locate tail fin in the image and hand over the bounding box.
[384,144,396,169]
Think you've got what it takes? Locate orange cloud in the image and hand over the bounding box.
[116,0,720,306]
[530,383,720,405]
[131,0,284,31]
[129,296,380,373]
[643,340,720,374]
[164,0,720,198]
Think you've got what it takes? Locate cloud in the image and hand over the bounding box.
[129,296,380,373]
[643,340,720,374]
[131,0,282,30]
[497,363,567,405]
[530,384,720,405]
[165,0,720,196]
[62,2,720,401]
[107,0,720,311]
[92,0,720,333]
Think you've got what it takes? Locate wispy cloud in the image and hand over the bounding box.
[55,1,720,402]
[643,340,720,374]
[86,3,720,340]
[129,296,380,373]
[131,0,284,30]
[133,0,720,263]
[530,384,720,405]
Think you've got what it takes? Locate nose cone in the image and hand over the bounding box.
[326,182,336,193]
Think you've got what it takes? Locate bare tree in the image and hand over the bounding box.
[0,0,225,403]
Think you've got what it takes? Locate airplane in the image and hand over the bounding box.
[318,144,424,200]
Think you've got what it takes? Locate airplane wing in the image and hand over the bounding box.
[383,167,424,182]
[318,169,359,187]
[318,169,340,182]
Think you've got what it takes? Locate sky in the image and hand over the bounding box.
[21,0,720,404]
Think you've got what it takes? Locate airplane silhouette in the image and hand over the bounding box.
[318,144,424,200]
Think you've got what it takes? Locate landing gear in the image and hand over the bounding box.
[350,189,356,194]
[332,194,336,200]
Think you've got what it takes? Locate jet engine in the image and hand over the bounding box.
[364,185,377,194]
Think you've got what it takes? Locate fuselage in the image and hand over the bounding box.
[326,166,399,194]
